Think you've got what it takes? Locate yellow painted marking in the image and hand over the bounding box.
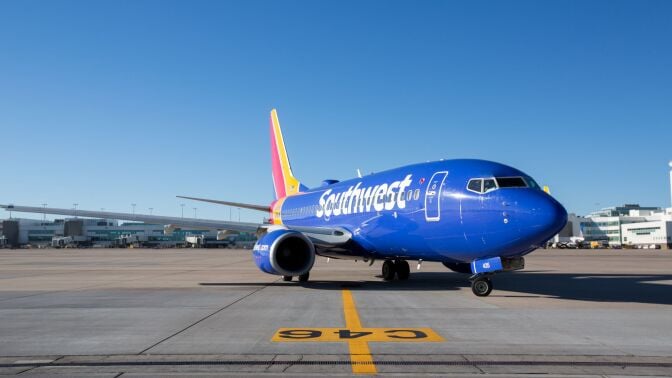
[342,289,376,374]
[272,289,444,375]
[271,327,444,342]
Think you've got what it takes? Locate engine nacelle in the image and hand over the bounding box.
[252,229,316,276]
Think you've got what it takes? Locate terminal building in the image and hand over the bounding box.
[579,205,672,248]
[0,217,256,248]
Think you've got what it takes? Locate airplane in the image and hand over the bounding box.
[1,109,567,296]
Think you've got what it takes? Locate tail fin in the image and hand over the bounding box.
[270,109,303,199]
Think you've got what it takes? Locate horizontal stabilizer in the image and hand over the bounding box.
[176,196,269,212]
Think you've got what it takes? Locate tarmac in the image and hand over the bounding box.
[0,247,671,376]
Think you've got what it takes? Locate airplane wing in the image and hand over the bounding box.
[0,204,261,232]
[176,196,269,212]
[0,204,352,246]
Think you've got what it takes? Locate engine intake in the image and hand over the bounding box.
[253,229,315,276]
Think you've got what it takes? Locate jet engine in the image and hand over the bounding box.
[252,229,315,277]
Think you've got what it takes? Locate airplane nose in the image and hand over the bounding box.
[530,192,568,239]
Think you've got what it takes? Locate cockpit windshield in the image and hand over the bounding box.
[524,177,541,190]
[467,176,532,194]
[495,177,527,188]
[483,179,497,192]
[467,178,498,194]
[467,179,483,193]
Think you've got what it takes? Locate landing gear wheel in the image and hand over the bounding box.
[471,277,493,297]
[395,260,410,280]
[382,260,396,281]
[298,272,310,282]
[282,275,293,282]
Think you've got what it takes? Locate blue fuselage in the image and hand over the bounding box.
[278,159,567,264]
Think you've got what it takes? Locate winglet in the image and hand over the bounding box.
[270,109,303,199]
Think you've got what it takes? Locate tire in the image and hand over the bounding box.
[395,260,410,280]
[471,277,493,297]
[382,260,396,281]
[282,275,293,282]
[298,272,310,282]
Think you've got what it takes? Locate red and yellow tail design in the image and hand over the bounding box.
[270,109,302,200]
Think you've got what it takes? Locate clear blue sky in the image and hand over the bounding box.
[1,0,671,222]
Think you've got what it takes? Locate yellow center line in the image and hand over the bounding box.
[272,290,444,373]
[342,288,377,374]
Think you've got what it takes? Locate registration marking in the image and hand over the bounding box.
[272,289,444,374]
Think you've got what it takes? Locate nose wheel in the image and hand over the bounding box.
[470,276,493,297]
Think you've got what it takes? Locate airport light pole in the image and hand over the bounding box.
[131,203,136,215]
[73,203,78,218]
[180,204,185,218]
[193,207,197,219]
[149,208,153,215]
[238,207,241,222]
[669,161,672,209]
[42,203,47,222]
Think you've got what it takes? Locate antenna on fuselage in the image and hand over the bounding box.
[356,168,363,178]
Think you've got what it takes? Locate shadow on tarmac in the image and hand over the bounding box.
[201,271,672,305]
[494,272,672,305]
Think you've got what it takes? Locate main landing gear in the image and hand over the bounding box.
[470,275,493,297]
[282,272,310,283]
[382,260,410,281]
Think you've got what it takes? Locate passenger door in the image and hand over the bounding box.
[424,171,448,222]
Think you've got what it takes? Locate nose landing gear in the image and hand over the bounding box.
[381,260,410,281]
[470,275,493,297]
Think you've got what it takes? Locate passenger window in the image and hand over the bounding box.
[496,177,527,188]
[467,179,483,193]
[406,190,412,201]
[413,189,420,200]
[483,179,497,192]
